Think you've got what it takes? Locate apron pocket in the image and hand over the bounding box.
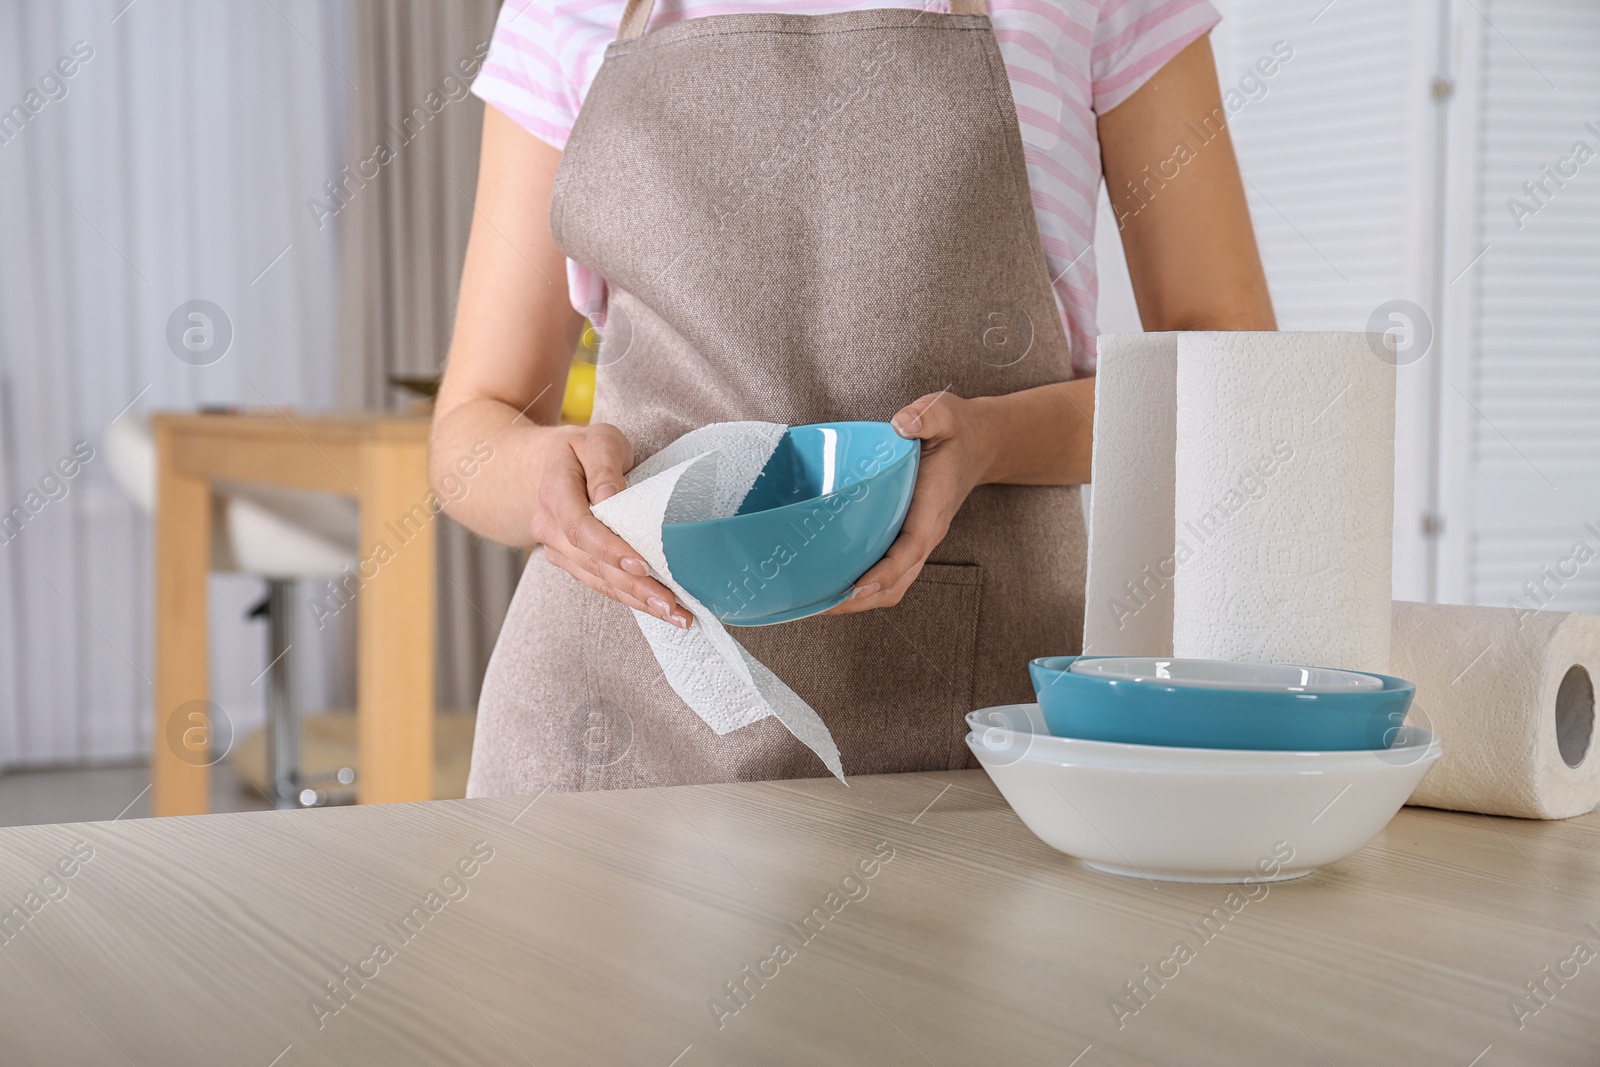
[735,561,983,774]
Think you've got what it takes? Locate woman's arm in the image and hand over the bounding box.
[1100,33,1277,332]
[431,107,691,627]
[831,32,1273,613]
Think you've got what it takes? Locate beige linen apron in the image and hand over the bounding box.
[466,0,1086,796]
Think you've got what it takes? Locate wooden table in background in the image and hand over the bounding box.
[1,770,1597,1063]
[151,412,435,816]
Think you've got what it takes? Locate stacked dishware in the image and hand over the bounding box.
[967,656,1442,883]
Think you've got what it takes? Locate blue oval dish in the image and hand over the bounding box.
[662,422,918,626]
[1028,655,1416,751]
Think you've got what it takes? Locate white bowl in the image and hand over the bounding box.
[967,704,1441,883]
[965,704,1431,768]
[1068,656,1381,692]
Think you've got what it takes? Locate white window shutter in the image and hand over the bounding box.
[1445,0,1600,614]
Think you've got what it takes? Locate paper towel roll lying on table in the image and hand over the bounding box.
[1084,332,1396,674]
[1393,601,1600,819]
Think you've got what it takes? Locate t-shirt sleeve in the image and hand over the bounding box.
[1090,0,1222,116]
[471,0,581,150]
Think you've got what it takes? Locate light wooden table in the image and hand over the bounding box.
[2,770,1596,1064]
[152,412,435,816]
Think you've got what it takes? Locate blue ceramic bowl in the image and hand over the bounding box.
[662,422,918,625]
[1027,655,1416,751]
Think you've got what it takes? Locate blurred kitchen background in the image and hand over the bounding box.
[0,0,1595,824]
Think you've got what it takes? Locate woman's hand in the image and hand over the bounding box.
[530,423,693,628]
[823,391,994,615]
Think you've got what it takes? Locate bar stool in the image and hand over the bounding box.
[105,416,361,808]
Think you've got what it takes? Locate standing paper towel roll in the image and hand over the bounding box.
[1082,333,1179,657]
[1171,332,1395,674]
[1393,601,1600,819]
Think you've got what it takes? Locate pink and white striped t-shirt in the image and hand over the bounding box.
[474,0,1219,375]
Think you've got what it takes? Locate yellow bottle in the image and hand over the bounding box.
[561,320,600,424]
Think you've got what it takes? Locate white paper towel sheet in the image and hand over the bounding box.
[1082,333,1179,658]
[1084,332,1395,674]
[1393,602,1600,819]
[590,421,845,781]
[1173,332,1395,671]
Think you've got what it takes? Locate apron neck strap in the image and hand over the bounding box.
[616,0,989,42]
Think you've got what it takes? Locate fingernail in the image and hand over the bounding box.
[891,417,913,436]
[592,482,620,503]
[670,611,691,629]
[620,557,648,576]
[648,596,671,618]
[853,582,881,599]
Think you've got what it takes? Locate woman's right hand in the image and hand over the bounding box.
[530,423,692,628]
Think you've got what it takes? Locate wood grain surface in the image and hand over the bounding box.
[152,416,215,817]
[1,770,1597,1065]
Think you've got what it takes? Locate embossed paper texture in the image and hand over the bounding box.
[1082,332,1180,658]
[1084,331,1396,674]
[1172,332,1395,672]
[1393,602,1600,819]
[591,421,846,781]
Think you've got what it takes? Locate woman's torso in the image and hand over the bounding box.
[468,1,1099,797]
[472,0,1221,377]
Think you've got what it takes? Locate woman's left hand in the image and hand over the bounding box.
[823,391,994,615]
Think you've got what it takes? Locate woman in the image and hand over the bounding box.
[432,0,1274,795]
